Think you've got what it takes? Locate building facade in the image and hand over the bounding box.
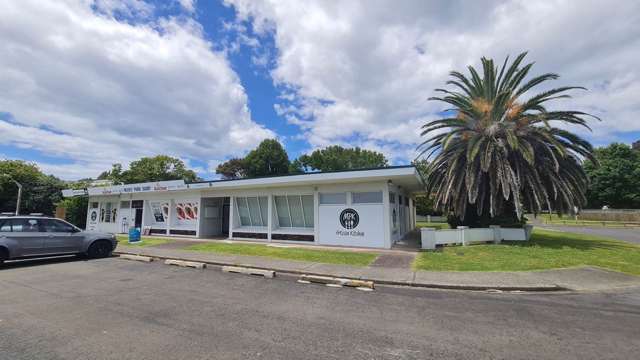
[62,166,424,249]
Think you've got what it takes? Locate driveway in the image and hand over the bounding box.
[1,257,639,359]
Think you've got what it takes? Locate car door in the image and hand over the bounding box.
[7,218,46,257]
[40,219,84,254]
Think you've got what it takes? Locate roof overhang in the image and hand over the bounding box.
[62,166,426,198]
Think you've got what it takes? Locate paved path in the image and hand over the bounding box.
[1,257,639,360]
[369,253,416,268]
[115,243,640,291]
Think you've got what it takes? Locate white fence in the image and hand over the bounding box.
[416,215,447,223]
[421,225,533,250]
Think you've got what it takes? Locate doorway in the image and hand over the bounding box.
[132,200,144,228]
[199,197,230,238]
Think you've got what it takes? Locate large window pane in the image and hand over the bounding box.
[319,192,346,205]
[247,197,263,226]
[274,196,291,227]
[259,197,268,227]
[352,191,383,204]
[301,195,314,227]
[288,195,305,227]
[235,197,251,226]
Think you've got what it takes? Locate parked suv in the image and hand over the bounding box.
[0,216,117,264]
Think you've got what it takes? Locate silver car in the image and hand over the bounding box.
[0,216,117,264]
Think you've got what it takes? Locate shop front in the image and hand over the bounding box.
[62,166,424,249]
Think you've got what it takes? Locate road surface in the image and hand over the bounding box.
[1,257,639,359]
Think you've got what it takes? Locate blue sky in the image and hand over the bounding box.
[1,0,639,180]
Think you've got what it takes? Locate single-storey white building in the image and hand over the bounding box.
[62,166,425,249]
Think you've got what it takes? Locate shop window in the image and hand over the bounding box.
[235,196,268,227]
[274,195,314,228]
[90,202,99,209]
[319,192,346,205]
[120,201,130,209]
[352,191,383,204]
[100,202,117,223]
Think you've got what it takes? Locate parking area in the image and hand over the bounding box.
[1,256,640,359]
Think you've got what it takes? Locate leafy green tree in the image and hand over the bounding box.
[294,146,388,172]
[215,158,247,179]
[584,143,640,208]
[97,163,123,183]
[100,155,199,184]
[419,52,597,226]
[0,160,64,215]
[57,196,88,228]
[243,139,291,178]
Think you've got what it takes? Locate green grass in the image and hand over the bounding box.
[185,242,378,267]
[116,235,171,247]
[414,229,640,275]
[416,221,450,230]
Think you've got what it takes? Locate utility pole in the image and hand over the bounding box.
[0,174,22,215]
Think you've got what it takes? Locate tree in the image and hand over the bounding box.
[419,52,597,227]
[100,155,199,184]
[243,139,290,178]
[584,143,640,208]
[215,158,247,179]
[294,146,388,172]
[0,160,65,215]
[97,163,123,183]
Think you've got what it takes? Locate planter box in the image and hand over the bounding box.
[421,225,533,250]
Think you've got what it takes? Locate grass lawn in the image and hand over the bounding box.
[185,242,378,267]
[116,235,171,247]
[414,228,640,275]
[416,221,450,230]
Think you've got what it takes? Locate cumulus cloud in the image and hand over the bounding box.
[0,0,273,180]
[226,0,640,162]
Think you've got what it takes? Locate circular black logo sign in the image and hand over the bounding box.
[339,208,359,229]
[90,210,98,222]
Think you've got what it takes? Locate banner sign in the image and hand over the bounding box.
[87,180,187,196]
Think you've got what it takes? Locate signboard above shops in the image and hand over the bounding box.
[86,180,188,196]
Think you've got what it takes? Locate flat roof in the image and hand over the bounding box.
[62,165,425,197]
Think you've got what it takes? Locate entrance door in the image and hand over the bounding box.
[134,209,143,228]
[132,200,144,228]
[222,197,230,234]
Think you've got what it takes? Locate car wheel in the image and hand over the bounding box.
[87,240,112,259]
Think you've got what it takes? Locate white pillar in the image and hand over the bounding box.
[228,196,234,239]
[382,183,392,249]
[267,194,273,242]
[457,226,469,246]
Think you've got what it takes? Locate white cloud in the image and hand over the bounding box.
[226,0,640,163]
[177,0,196,13]
[0,0,274,180]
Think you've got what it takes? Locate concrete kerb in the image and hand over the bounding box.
[114,250,570,292]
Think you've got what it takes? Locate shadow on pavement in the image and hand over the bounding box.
[0,255,113,270]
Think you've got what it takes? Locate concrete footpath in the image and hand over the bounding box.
[114,243,640,292]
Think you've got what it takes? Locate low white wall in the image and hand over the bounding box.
[421,225,533,250]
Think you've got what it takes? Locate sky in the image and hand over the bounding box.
[1,0,639,181]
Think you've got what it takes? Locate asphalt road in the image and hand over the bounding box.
[537,224,640,244]
[1,257,640,360]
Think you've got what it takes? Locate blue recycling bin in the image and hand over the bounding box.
[128,227,141,243]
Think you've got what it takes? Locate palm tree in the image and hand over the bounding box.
[418,52,597,225]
